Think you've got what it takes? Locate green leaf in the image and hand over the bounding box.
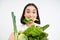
[42,24,49,31]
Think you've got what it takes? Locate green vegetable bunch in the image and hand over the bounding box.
[23,17,49,40]
[11,12,49,40]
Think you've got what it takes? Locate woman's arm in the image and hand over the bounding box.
[8,32,15,40]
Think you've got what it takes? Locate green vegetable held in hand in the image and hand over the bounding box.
[11,12,18,40]
[23,18,49,40]
[24,25,43,37]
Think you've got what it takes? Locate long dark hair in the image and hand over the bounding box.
[20,3,41,24]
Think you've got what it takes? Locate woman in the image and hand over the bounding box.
[8,3,41,40]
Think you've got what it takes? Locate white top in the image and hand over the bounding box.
[17,23,40,32]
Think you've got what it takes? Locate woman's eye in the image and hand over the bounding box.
[33,12,35,14]
[27,11,30,13]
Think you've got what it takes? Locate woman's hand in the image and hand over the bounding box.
[8,32,15,40]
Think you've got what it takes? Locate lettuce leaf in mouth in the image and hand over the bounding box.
[23,18,39,24]
[23,18,34,24]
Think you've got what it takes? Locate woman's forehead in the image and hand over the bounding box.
[26,6,36,11]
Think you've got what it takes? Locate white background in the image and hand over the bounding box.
[0,0,60,40]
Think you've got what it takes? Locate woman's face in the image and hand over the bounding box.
[24,6,37,20]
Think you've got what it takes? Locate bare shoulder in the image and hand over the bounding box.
[8,32,15,40]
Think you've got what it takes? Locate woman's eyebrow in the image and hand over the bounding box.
[26,9,36,11]
[26,9,30,10]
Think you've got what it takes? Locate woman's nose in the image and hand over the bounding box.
[29,13,33,17]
